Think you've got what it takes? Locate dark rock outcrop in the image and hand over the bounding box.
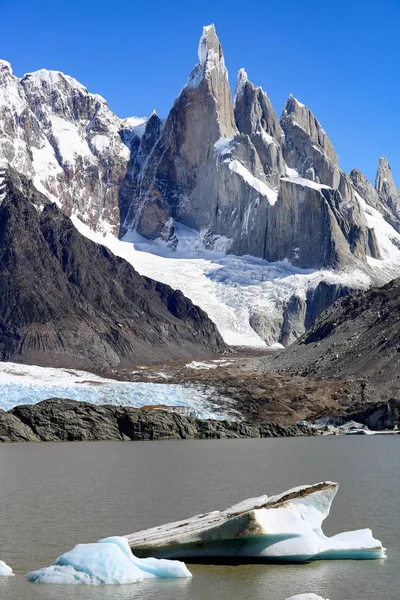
[0,399,317,442]
[305,281,353,329]
[0,168,226,369]
[273,277,400,399]
[315,399,400,431]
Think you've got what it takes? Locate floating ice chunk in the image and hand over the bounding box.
[0,560,14,577]
[98,537,192,579]
[285,595,328,600]
[26,536,191,585]
[126,482,386,563]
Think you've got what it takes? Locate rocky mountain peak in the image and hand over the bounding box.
[198,24,223,68]
[375,155,398,195]
[233,68,285,187]
[374,155,400,225]
[182,24,235,139]
[234,69,283,142]
[234,68,249,102]
[281,95,338,165]
[0,60,12,76]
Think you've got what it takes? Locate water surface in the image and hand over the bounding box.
[0,436,398,599]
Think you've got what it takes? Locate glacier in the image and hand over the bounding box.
[126,482,386,562]
[26,536,191,585]
[71,215,379,348]
[0,560,13,577]
[0,362,230,419]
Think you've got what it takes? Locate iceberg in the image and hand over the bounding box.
[26,536,191,585]
[126,482,386,562]
[0,560,14,577]
[285,595,328,600]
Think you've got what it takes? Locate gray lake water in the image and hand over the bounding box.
[0,436,398,600]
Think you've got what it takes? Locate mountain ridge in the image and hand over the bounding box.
[0,166,226,369]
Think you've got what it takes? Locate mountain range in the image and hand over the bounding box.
[1,24,400,355]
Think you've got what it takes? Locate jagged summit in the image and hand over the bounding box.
[0,60,12,74]
[376,155,396,192]
[234,68,249,102]
[21,68,92,96]
[197,24,224,67]
[281,94,338,165]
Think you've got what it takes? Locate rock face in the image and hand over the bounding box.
[121,25,382,270]
[0,399,316,442]
[233,68,285,189]
[316,399,400,431]
[351,160,400,233]
[273,277,400,399]
[0,168,225,369]
[375,156,400,223]
[0,28,397,271]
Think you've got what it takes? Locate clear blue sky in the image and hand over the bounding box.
[1,0,399,185]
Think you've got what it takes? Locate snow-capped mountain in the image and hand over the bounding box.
[123,25,395,272]
[1,24,400,348]
[0,59,144,234]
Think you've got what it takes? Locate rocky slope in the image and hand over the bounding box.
[0,398,316,442]
[0,167,225,369]
[272,277,400,399]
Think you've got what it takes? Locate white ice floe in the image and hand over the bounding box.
[0,361,231,420]
[126,482,386,562]
[0,560,14,577]
[285,595,328,600]
[26,536,191,585]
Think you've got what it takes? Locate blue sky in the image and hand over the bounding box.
[1,0,399,185]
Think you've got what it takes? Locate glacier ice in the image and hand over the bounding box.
[73,214,378,347]
[0,560,14,577]
[126,482,386,562]
[285,595,328,600]
[26,536,191,585]
[0,361,230,419]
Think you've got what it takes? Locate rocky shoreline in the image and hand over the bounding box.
[0,399,317,442]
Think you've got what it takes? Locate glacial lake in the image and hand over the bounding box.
[0,436,398,600]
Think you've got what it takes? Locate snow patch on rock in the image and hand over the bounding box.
[229,159,278,205]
